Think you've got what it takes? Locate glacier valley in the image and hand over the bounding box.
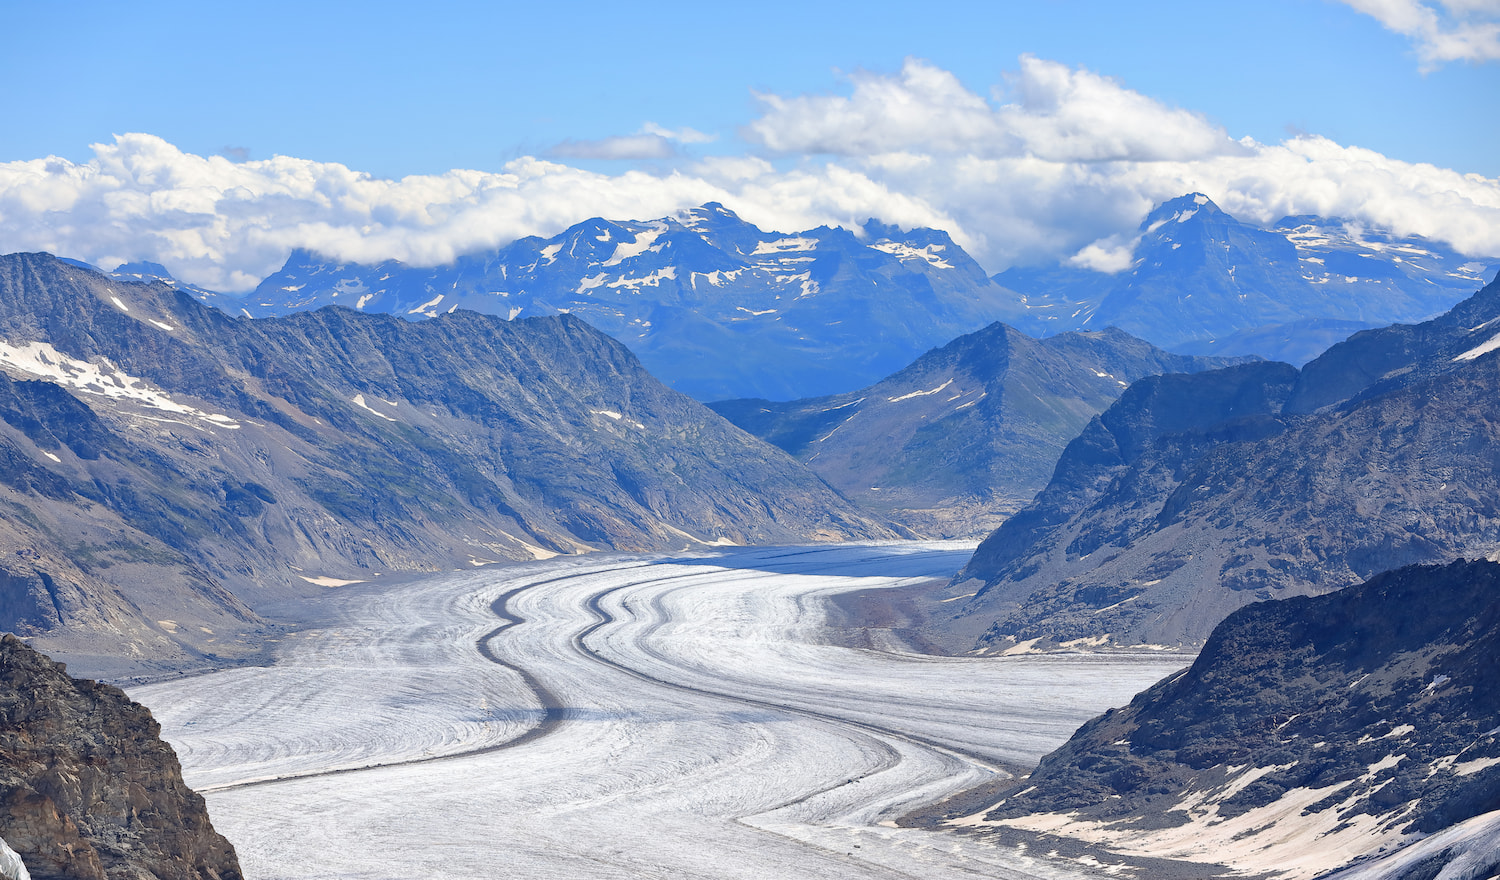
[130,543,1189,879]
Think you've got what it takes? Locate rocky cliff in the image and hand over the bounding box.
[0,634,241,880]
[933,559,1500,880]
[935,271,1500,650]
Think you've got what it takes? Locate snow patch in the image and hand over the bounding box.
[298,575,366,588]
[1453,330,1500,362]
[355,293,374,309]
[408,294,444,315]
[539,243,563,265]
[869,241,956,269]
[351,394,398,422]
[606,266,677,290]
[888,379,954,402]
[602,222,667,266]
[0,339,239,428]
[751,237,817,255]
[149,319,175,332]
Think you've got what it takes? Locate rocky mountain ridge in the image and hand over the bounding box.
[933,269,1500,651]
[0,252,895,676]
[0,634,241,879]
[931,559,1500,880]
[711,323,1245,537]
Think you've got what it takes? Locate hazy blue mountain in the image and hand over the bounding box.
[932,270,1500,651]
[241,204,1025,400]
[995,193,1499,363]
[712,323,1245,537]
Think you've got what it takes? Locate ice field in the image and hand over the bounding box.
[132,543,1190,879]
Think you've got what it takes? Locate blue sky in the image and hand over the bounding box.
[1,0,1497,289]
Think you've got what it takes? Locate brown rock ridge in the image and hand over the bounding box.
[0,634,240,880]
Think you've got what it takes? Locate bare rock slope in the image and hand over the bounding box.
[941,559,1500,880]
[0,634,241,880]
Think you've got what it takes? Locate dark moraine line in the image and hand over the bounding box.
[567,552,1028,789]
[207,546,991,795]
[203,561,659,792]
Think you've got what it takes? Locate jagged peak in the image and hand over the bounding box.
[1140,192,1230,233]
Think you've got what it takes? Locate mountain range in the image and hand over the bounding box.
[994,194,1498,364]
[711,323,1242,537]
[931,269,1500,651]
[156,196,1497,401]
[0,253,894,676]
[232,204,1020,401]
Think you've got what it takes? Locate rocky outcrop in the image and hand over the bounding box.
[937,559,1500,880]
[0,634,241,879]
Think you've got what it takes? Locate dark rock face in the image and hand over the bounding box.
[939,273,1500,650]
[964,560,1500,875]
[994,193,1498,364]
[238,204,1025,401]
[712,323,1245,537]
[0,634,241,880]
[0,252,895,674]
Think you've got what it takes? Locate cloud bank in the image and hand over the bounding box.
[1,56,1496,291]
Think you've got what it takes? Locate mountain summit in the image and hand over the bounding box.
[995,193,1498,364]
[241,204,1023,400]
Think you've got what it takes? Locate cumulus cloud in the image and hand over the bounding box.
[746,56,1248,162]
[0,58,1496,291]
[1337,0,1500,68]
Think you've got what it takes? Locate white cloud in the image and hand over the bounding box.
[548,122,719,160]
[745,56,1247,162]
[1337,0,1500,68]
[0,58,1496,292]
[547,133,678,160]
[640,122,718,145]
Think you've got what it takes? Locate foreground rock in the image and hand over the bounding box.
[0,634,241,879]
[927,559,1500,880]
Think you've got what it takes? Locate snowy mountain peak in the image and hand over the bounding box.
[1140,192,1229,232]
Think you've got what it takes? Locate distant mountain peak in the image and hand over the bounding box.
[1140,192,1228,232]
[111,260,175,281]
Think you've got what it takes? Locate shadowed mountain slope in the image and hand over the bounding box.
[712,323,1244,537]
[933,271,1500,651]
